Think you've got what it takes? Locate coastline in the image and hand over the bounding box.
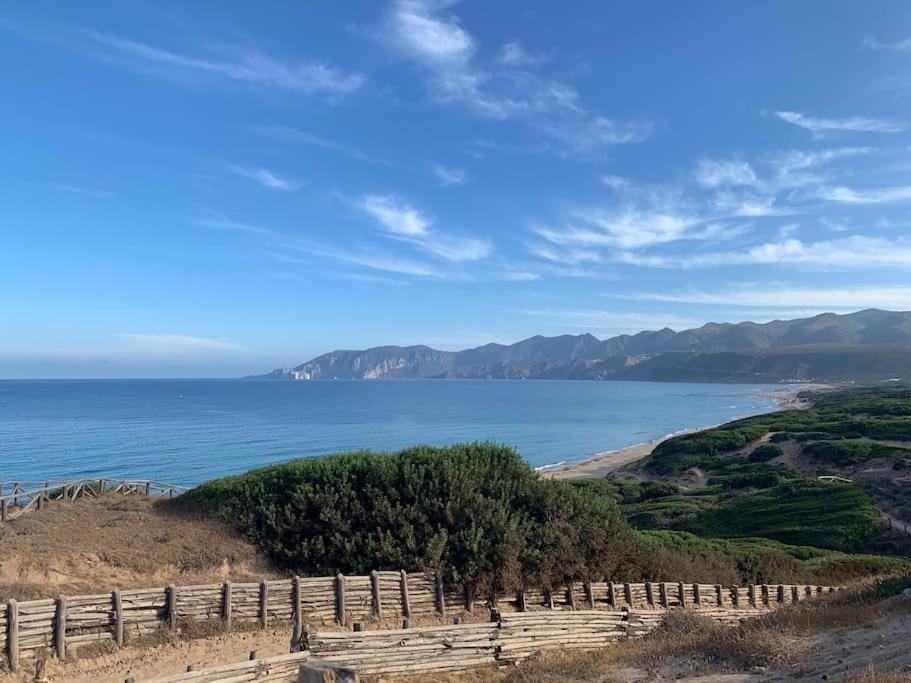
[541,382,830,480]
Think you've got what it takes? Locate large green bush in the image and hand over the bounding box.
[180,443,630,593]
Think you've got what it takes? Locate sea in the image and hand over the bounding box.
[0,379,782,486]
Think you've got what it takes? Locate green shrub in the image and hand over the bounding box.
[748,444,784,463]
[619,530,906,584]
[683,478,877,552]
[181,443,630,592]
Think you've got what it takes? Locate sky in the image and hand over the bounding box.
[1,1,911,378]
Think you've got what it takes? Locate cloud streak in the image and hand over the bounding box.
[229,165,304,191]
[90,31,365,96]
[611,283,911,309]
[382,0,652,156]
[773,110,906,135]
[620,236,911,269]
[355,194,492,261]
[120,333,245,353]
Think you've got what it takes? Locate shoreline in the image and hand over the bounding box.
[541,382,830,480]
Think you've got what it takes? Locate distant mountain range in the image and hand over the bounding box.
[254,309,911,383]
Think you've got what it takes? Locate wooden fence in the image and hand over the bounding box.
[0,479,188,522]
[149,586,840,682]
[0,568,838,674]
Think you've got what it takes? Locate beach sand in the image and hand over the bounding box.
[542,383,831,480]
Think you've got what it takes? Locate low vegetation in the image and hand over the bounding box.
[615,387,911,555]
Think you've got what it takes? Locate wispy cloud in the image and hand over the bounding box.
[273,243,439,277]
[90,32,365,96]
[500,270,540,282]
[229,165,304,191]
[773,110,906,135]
[610,283,911,309]
[51,183,114,199]
[862,34,911,51]
[430,163,469,186]
[253,126,392,165]
[355,194,492,261]
[620,236,911,269]
[120,333,245,353]
[694,159,758,189]
[358,195,430,236]
[192,213,274,236]
[496,40,544,67]
[381,0,652,156]
[523,308,703,335]
[816,185,911,204]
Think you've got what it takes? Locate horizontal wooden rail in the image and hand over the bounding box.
[0,478,189,522]
[0,570,840,674]
[160,589,839,682]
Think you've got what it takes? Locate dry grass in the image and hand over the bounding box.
[845,675,911,683]
[0,495,280,600]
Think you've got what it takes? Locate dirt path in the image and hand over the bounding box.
[783,607,911,680]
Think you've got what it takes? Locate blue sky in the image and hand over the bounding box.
[2,1,911,378]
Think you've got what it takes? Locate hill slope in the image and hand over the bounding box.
[256,309,911,383]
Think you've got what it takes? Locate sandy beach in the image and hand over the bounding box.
[542,382,831,480]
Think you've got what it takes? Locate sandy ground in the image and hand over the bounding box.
[0,495,279,601]
[0,627,294,683]
[788,607,911,680]
[542,383,828,481]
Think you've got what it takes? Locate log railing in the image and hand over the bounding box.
[146,588,841,682]
[0,479,188,522]
[0,572,839,674]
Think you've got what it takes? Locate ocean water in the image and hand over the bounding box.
[0,379,781,486]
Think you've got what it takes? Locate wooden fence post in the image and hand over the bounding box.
[517,590,526,612]
[399,571,411,618]
[370,571,382,620]
[13,483,20,507]
[55,595,67,661]
[715,584,723,607]
[113,590,124,647]
[748,584,757,607]
[223,582,232,631]
[566,584,577,611]
[761,584,770,606]
[7,599,19,672]
[544,587,554,610]
[645,582,655,606]
[435,575,446,617]
[166,585,177,629]
[623,583,633,607]
[464,584,473,614]
[657,583,667,607]
[607,582,617,608]
[336,574,347,626]
[259,582,269,628]
[291,577,303,647]
[731,585,740,608]
[585,582,595,609]
[1,498,7,522]
[776,585,785,604]
[693,583,701,606]
[678,582,686,608]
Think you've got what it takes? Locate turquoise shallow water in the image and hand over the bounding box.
[0,379,780,486]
